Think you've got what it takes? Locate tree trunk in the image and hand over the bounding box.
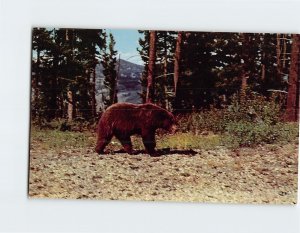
[113,54,120,104]
[32,48,41,119]
[67,91,73,122]
[146,31,157,103]
[282,34,287,69]
[276,33,282,78]
[284,34,300,122]
[91,68,97,118]
[163,56,169,109]
[58,93,64,118]
[48,55,59,120]
[240,73,249,101]
[240,33,250,100]
[65,29,69,41]
[163,33,169,109]
[174,31,183,95]
[261,51,266,81]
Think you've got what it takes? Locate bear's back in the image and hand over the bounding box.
[101,103,142,126]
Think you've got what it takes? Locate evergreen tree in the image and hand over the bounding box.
[101,32,118,109]
[138,30,176,108]
[174,31,218,111]
[31,28,105,122]
[138,30,150,103]
[155,31,176,109]
[32,28,58,121]
[74,29,104,119]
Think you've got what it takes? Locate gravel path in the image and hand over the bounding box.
[29,143,298,204]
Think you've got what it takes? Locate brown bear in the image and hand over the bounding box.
[95,102,177,156]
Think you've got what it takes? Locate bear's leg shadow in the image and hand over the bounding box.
[115,134,133,154]
[141,130,156,155]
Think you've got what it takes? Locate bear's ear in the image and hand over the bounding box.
[141,106,157,126]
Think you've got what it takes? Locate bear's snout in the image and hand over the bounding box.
[169,124,178,134]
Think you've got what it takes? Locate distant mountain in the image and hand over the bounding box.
[95,59,144,110]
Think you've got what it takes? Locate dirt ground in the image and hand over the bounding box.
[28,140,298,204]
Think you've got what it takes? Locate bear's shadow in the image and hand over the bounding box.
[113,148,197,156]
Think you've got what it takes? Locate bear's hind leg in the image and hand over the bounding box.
[115,134,133,155]
[95,135,112,154]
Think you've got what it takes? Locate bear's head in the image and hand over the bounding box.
[142,103,178,134]
[157,109,178,134]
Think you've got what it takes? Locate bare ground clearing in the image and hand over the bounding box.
[28,139,298,204]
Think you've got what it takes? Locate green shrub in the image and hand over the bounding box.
[177,91,298,148]
[272,122,299,144]
[222,121,276,147]
[177,109,226,134]
[222,121,299,148]
[178,92,283,134]
[225,92,282,125]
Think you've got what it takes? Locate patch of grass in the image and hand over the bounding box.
[104,133,221,151]
[30,129,221,152]
[157,132,221,150]
[30,120,298,152]
[105,133,221,151]
[30,126,95,150]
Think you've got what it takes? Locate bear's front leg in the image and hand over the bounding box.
[141,130,157,156]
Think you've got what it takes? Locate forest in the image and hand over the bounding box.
[29,28,299,203]
[31,28,299,147]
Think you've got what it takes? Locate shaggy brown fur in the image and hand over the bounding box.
[95,103,177,156]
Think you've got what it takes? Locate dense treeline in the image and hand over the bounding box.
[137,31,299,147]
[31,28,299,126]
[31,28,117,124]
[138,31,299,120]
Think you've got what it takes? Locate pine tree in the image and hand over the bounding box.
[31,28,105,123]
[32,28,58,121]
[101,32,118,109]
[137,30,150,103]
[174,31,218,110]
[75,29,104,119]
[138,30,176,107]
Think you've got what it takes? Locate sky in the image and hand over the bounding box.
[32,28,144,65]
[108,29,143,65]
